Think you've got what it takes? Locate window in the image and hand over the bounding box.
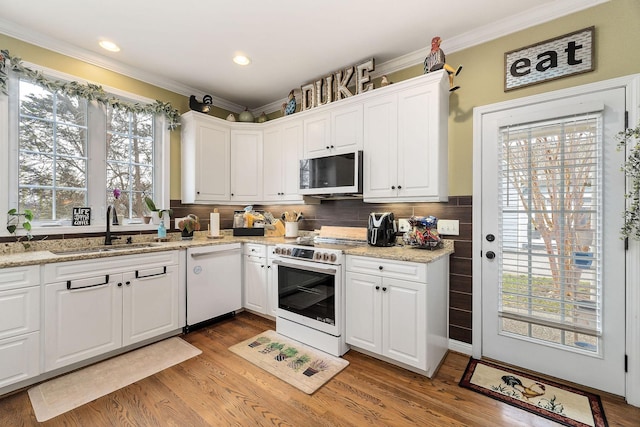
[498,113,602,352]
[2,67,170,234]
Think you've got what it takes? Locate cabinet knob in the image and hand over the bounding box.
[326,146,330,149]
[375,286,380,290]
[261,265,265,268]
[267,265,271,269]
[117,282,122,287]
[126,281,131,286]
[378,265,383,270]
[391,186,396,190]
[196,191,200,194]
[397,185,402,190]
[382,287,387,292]
[330,145,334,149]
[231,193,234,196]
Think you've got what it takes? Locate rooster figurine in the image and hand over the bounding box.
[282,89,297,115]
[189,94,213,113]
[502,375,546,400]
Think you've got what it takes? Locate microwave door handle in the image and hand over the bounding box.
[272,259,337,275]
[370,228,377,245]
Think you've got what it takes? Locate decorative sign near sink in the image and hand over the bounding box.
[72,207,91,226]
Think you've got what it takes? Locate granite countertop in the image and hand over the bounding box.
[0,232,454,268]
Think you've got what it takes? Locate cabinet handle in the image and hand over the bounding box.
[135,266,167,279]
[382,287,387,292]
[67,275,110,290]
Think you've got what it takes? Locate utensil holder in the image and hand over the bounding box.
[285,221,298,238]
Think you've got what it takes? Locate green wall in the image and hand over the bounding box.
[2,0,639,199]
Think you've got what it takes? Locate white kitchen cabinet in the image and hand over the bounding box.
[181,111,231,203]
[43,251,182,372]
[363,72,448,202]
[263,120,303,202]
[266,245,278,317]
[243,244,267,314]
[345,254,448,377]
[0,265,40,389]
[303,104,363,159]
[230,129,263,202]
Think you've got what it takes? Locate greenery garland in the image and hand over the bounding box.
[0,49,180,130]
[617,121,640,239]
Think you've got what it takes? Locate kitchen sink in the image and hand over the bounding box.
[51,243,161,255]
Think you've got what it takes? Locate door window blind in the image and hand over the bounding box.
[497,113,602,350]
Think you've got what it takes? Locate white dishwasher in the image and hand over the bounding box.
[186,243,242,331]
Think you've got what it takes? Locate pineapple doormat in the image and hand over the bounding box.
[229,330,349,394]
[459,358,608,427]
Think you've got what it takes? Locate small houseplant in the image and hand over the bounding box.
[6,208,34,249]
[177,214,200,239]
[144,196,172,225]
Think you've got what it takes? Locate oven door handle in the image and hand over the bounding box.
[272,259,337,275]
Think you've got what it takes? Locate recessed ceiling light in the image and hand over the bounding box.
[233,55,251,66]
[99,40,120,52]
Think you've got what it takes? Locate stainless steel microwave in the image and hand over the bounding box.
[299,151,363,195]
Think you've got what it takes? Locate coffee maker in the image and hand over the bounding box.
[368,212,396,247]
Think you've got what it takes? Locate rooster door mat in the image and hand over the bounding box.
[459,358,608,427]
[229,330,349,394]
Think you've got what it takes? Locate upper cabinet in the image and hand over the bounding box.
[263,120,303,202]
[181,111,230,203]
[363,72,449,202]
[303,104,363,159]
[230,129,263,202]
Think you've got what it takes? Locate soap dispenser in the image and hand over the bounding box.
[158,220,167,239]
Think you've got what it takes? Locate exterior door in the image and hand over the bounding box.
[477,85,626,395]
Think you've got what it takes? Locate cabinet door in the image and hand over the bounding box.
[230,130,263,201]
[0,286,39,340]
[243,255,267,314]
[280,121,303,200]
[345,272,382,353]
[303,112,330,158]
[0,332,39,388]
[266,247,278,317]
[262,126,284,201]
[396,84,441,199]
[44,276,123,372]
[332,103,363,153]
[382,277,426,370]
[195,122,230,201]
[122,265,180,346]
[363,94,398,200]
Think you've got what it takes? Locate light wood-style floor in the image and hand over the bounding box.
[2,311,638,426]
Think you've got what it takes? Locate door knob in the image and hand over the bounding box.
[486,251,496,260]
[486,234,495,242]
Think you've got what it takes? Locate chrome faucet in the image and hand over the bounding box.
[105,205,121,245]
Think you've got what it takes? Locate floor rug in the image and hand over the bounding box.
[229,330,349,394]
[459,358,608,427]
[28,337,201,422]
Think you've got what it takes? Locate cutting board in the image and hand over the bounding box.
[318,226,367,241]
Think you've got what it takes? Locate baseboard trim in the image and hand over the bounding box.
[448,339,472,355]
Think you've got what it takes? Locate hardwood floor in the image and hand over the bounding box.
[2,311,638,426]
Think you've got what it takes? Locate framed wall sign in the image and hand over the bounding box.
[72,207,91,226]
[504,26,594,92]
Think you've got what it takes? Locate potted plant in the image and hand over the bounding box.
[177,214,200,240]
[6,208,34,249]
[144,196,172,226]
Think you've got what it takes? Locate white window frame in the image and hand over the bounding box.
[0,63,170,237]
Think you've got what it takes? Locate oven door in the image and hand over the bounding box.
[273,258,342,336]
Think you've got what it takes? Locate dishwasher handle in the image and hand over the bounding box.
[190,248,241,258]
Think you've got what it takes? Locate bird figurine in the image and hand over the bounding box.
[501,375,546,400]
[189,94,213,113]
[380,75,391,87]
[282,89,297,115]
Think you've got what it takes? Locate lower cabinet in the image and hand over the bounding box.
[242,244,277,318]
[43,251,181,372]
[0,265,41,389]
[345,255,448,377]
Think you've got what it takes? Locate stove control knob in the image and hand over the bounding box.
[329,254,337,262]
[286,248,292,256]
[322,253,330,261]
[274,247,281,254]
[314,252,322,260]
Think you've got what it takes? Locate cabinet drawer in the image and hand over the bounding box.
[0,331,40,388]
[0,265,39,291]
[0,286,40,340]
[346,255,427,283]
[243,243,266,257]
